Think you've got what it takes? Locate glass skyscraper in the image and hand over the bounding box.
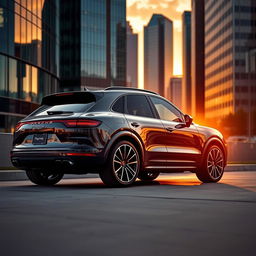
[126,21,138,88]
[191,0,205,120]
[182,11,191,115]
[144,14,173,98]
[0,0,59,132]
[60,0,126,91]
[204,0,256,120]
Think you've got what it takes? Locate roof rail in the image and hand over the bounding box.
[104,86,158,95]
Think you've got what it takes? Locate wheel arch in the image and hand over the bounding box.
[104,131,145,167]
[201,136,227,167]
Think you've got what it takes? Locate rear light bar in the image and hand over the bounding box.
[65,153,96,156]
[15,119,101,131]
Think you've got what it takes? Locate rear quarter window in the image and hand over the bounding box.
[112,96,125,113]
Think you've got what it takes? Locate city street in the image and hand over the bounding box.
[0,171,256,256]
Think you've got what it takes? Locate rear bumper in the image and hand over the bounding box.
[10,149,104,173]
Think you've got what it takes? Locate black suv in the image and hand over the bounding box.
[11,87,227,186]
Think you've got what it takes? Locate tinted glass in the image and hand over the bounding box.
[126,95,153,118]
[150,97,183,122]
[112,96,124,113]
[33,103,95,116]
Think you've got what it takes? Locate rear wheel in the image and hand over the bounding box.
[196,145,225,183]
[26,170,63,185]
[100,141,140,187]
[138,171,160,181]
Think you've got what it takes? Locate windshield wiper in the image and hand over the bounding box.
[47,111,74,115]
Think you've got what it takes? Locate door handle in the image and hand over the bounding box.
[166,127,174,132]
[131,122,140,128]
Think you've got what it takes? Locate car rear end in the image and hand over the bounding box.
[11,91,107,173]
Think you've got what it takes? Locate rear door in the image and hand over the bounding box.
[124,94,168,168]
[149,96,201,169]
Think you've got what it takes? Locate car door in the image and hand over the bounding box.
[124,94,169,168]
[149,96,201,169]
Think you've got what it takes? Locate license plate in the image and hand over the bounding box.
[32,134,48,145]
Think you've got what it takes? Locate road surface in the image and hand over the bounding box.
[0,171,256,256]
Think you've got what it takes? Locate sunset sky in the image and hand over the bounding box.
[127,0,191,88]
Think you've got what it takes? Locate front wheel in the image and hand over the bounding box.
[196,145,225,183]
[26,170,63,185]
[100,141,140,187]
[138,171,160,181]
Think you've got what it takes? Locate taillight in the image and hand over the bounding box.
[15,122,25,131]
[63,119,101,127]
[14,119,101,131]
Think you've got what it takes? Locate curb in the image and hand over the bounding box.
[0,164,255,181]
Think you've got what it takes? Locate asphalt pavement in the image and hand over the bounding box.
[0,171,256,256]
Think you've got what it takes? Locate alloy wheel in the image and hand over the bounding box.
[207,147,224,180]
[112,143,139,183]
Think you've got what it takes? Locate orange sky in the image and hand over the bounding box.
[127,0,191,88]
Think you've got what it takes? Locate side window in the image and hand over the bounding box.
[150,96,183,122]
[112,96,124,113]
[126,95,154,118]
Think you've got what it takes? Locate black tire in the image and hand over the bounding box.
[100,140,140,187]
[138,171,160,181]
[196,145,225,183]
[26,170,63,185]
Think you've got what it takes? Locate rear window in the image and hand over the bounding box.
[30,92,99,116]
[34,103,95,116]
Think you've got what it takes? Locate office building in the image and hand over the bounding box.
[191,0,205,120]
[144,14,173,98]
[170,76,182,110]
[182,11,191,115]
[0,0,60,132]
[204,0,256,120]
[60,0,126,91]
[126,21,138,88]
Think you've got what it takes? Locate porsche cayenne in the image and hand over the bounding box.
[11,87,227,186]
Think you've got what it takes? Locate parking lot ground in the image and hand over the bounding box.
[0,171,256,256]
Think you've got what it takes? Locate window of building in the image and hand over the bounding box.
[126,95,154,118]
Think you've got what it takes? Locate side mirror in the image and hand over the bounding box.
[184,114,193,127]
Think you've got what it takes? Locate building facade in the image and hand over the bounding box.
[170,76,182,110]
[126,21,138,88]
[191,0,205,121]
[182,11,191,115]
[204,0,256,120]
[60,0,126,91]
[144,14,173,98]
[0,0,60,132]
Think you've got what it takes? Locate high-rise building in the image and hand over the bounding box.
[204,0,256,120]
[182,11,191,115]
[144,14,173,98]
[170,76,182,110]
[191,0,205,121]
[0,0,60,132]
[60,0,126,91]
[126,21,138,88]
